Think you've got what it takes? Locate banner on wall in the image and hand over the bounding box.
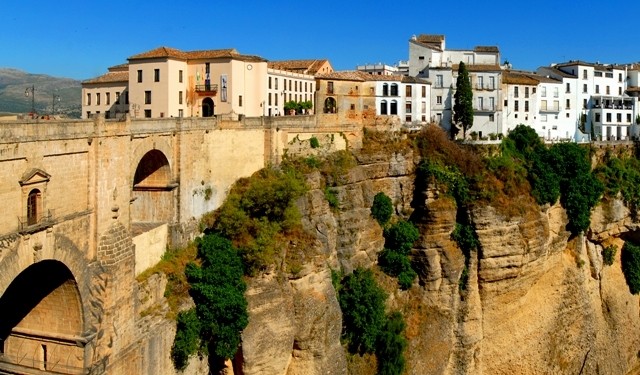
[221,75,228,102]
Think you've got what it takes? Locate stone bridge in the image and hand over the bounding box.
[0,115,360,374]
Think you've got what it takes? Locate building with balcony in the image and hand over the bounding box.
[84,47,331,119]
[539,61,638,141]
[407,34,503,137]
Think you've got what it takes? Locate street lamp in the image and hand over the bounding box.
[25,85,36,114]
[52,93,61,116]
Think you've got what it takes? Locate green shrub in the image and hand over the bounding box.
[383,221,420,255]
[371,192,393,226]
[458,266,469,291]
[419,160,469,206]
[310,136,320,148]
[184,234,248,361]
[324,187,339,208]
[397,269,417,290]
[622,241,640,294]
[171,309,201,370]
[602,245,616,266]
[376,312,407,375]
[339,268,387,354]
[451,223,479,257]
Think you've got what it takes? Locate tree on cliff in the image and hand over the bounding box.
[171,233,248,370]
[453,62,474,139]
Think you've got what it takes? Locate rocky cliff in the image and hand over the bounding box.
[147,138,640,375]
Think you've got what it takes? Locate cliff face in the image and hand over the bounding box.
[216,148,640,374]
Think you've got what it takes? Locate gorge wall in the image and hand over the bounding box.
[230,144,640,375]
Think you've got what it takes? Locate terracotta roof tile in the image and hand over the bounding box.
[83,71,129,84]
[128,46,267,62]
[416,34,444,43]
[108,63,128,72]
[128,47,188,60]
[474,46,499,53]
[316,71,368,82]
[268,59,331,74]
[502,71,541,85]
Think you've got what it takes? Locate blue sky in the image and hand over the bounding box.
[2,0,639,80]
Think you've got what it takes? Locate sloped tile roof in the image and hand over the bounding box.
[474,46,499,53]
[83,71,129,84]
[128,47,267,62]
[416,34,444,43]
[108,63,129,72]
[502,71,540,85]
[316,71,368,82]
[268,59,331,74]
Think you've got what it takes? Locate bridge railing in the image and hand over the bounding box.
[0,353,86,375]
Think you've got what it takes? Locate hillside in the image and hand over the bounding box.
[0,68,81,118]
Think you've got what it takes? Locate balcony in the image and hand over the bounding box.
[475,84,496,91]
[474,105,496,113]
[18,209,55,233]
[539,106,561,113]
[195,84,218,96]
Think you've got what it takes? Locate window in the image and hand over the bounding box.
[617,113,622,122]
[106,93,110,105]
[514,100,519,111]
[179,109,183,117]
[27,189,41,226]
[606,113,611,122]
[583,84,587,93]
[269,77,272,89]
[627,114,632,123]
[619,73,623,82]
[275,78,278,90]
[350,104,355,110]
[566,113,570,118]
[541,87,547,97]
[179,91,183,105]
[541,100,547,110]
[405,101,412,114]
[514,86,519,98]
[268,93,272,105]
[478,97,484,109]
[595,85,600,94]
[595,113,601,122]
[606,86,610,95]
[406,85,412,97]
[144,91,151,104]
[554,87,559,97]
[525,87,529,98]
[422,86,426,97]
[477,76,484,89]
[595,71,603,77]
[327,81,334,94]
[116,92,120,104]
[137,70,143,83]
[295,81,298,92]
[96,93,100,105]
[154,69,160,82]
[552,125,558,130]
[381,100,388,115]
[525,100,529,112]
[566,99,570,109]
[436,75,443,88]
[489,97,495,110]
[390,100,397,115]
[390,84,398,96]
[382,84,388,96]
[583,70,588,79]
[489,114,494,122]
[583,99,587,109]
[275,94,278,106]
[436,113,442,123]
[421,102,427,113]
[541,114,547,122]
[105,111,110,119]
[619,87,622,95]
[566,82,571,93]
[179,70,183,83]
[86,93,91,105]
[489,76,495,90]
[144,109,151,118]
[553,101,559,111]
[436,95,442,105]
[504,99,508,107]
[289,80,292,91]
[125,91,129,104]
[239,95,243,107]
[419,56,424,60]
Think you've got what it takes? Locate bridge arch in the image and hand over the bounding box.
[131,148,176,224]
[0,260,86,374]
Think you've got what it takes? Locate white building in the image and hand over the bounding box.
[407,34,503,138]
[369,75,431,125]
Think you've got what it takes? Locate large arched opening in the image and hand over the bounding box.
[0,260,85,374]
[131,149,175,225]
[202,97,215,117]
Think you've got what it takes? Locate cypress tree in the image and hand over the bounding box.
[453,62,474,139]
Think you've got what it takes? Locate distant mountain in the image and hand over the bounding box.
[0,68,82,118]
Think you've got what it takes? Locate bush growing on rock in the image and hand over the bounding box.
[372,192,393,225]
[622,241,640,294]
[170,309,201,370]
[379,220,420,290]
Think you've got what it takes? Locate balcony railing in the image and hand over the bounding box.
[540,106,561,112]
[475,84,496,91]
[474,105,496,112]
[18,209,54,233]
[195,84,218,94]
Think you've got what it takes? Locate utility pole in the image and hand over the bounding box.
[25,85,36,115]
[52,92,60,115]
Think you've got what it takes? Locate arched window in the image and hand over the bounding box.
[27,189,41,226]
[390,84,399,96]
[324,97,337,113]
[382,84,389,96]
[390,100,398,115]
[380,100,388,115]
